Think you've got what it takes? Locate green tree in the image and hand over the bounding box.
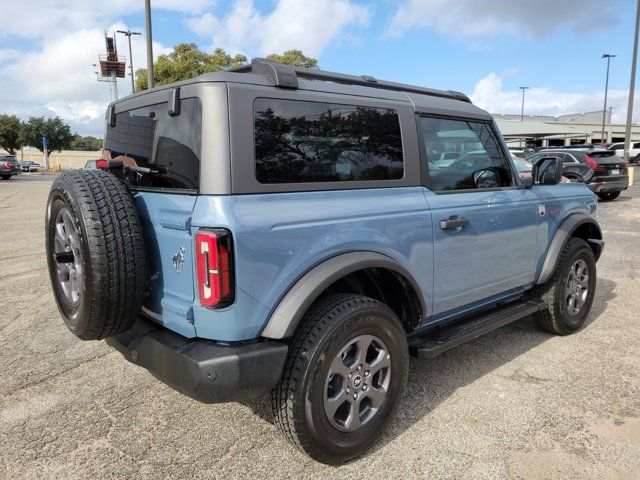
[266,49,318,68]
[19,116,73,153]
[0,114,23,154]
[69,134,102,151]
[135,44,319,91]
[135,43,247,91]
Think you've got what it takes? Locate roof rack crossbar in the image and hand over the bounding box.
[229,58,471,103]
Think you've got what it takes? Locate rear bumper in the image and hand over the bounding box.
[106,317,288,404]
[588,177,628,193]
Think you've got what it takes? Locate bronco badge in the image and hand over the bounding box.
[172,246,186,274]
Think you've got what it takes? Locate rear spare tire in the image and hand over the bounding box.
[46,170,145,340]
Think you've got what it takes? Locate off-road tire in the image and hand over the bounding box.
[534,238,596,335]
[271,294,409,464]
[46,170,145,340]
[597,191,621,201]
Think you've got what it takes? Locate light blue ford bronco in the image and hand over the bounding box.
[46,59,604,464]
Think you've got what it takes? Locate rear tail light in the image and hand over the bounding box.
[2,162,10,169]
[96,159,108,169]
[584,154,604,171]
[196,229,234,308]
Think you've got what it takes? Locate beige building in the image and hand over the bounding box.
[0,148,101,170]
[494,110,640,148]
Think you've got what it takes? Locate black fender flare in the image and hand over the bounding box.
[260,251,426,339]
[536,213,603,285]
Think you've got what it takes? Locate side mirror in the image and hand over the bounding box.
[472,167,509,189]
[473,168,500,189]
[532,156,563,185]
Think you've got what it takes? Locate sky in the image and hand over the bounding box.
[0,0,638,137]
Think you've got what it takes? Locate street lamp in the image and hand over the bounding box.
[624,0,640,162]
[117,29,141,93]
[145,0,154,89]
[519,86,529,122]
[601,53,617,146]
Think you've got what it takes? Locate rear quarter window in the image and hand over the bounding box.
[253,98,404,184]
[104,98,202,191]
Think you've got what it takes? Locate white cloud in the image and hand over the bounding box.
[387,0,624,40]
[0,0,213,39]
[186,0,371,57]
[471,72,637,123]
[0,19,170,135]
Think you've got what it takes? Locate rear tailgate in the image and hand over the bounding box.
[589,150,628,176]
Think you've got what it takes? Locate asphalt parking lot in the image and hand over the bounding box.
[1,172,639,479]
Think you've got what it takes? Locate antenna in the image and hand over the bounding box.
[96,32,126,102]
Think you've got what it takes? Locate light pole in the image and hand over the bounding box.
[519,86,529,122]
[117,29,141,94]
[601,53,617,146]
[145,0,155,89]
[624,0,640,162]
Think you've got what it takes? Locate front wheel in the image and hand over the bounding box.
[597,191,621,201]
[272,294,409,464]
[535,238,596,335]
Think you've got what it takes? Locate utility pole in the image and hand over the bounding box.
[624,0,640,162]
[145,0,155,89]
[117,29,141,94]
[519,86,529,122]
[601,54,617,146]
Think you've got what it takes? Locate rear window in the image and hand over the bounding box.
[589,150,616,158]
[104,98,202,191]
[254,98,403,184]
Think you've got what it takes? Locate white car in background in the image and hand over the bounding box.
[608,142,640,163]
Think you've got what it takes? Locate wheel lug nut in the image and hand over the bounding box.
[346,388,350,394]
[363,385,368,391]
[357,365,362,370]
[364,371,369,377]
[353,393,357,400]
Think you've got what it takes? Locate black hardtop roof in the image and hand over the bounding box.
[111,58,491,119]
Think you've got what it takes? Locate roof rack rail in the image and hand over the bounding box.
[229,58,472,103]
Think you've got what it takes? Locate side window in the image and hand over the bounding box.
[254,98,403,184]
[634,142,640,149]
[419,116,513,192]
[104,98,202,191]
[562,154,574,164]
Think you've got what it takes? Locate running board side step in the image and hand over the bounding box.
[409,299,544,359]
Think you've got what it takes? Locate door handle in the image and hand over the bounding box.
[440,218,469,230]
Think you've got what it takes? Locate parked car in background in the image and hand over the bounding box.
[511,155,532,180]
[528,149,627,200]
[508,148,527,159]
[607,141,640,164]
[431,151,461,167]
[82,159,108,170]
[21,161,41,172]
[0,155,21,179]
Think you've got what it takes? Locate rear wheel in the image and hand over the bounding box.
[272,294,409,464]
[535,238,596,335]
[1,174,11,180]
[46,170,146,340]
[597,191,621,201]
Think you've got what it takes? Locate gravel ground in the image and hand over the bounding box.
[1,172,639,480]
